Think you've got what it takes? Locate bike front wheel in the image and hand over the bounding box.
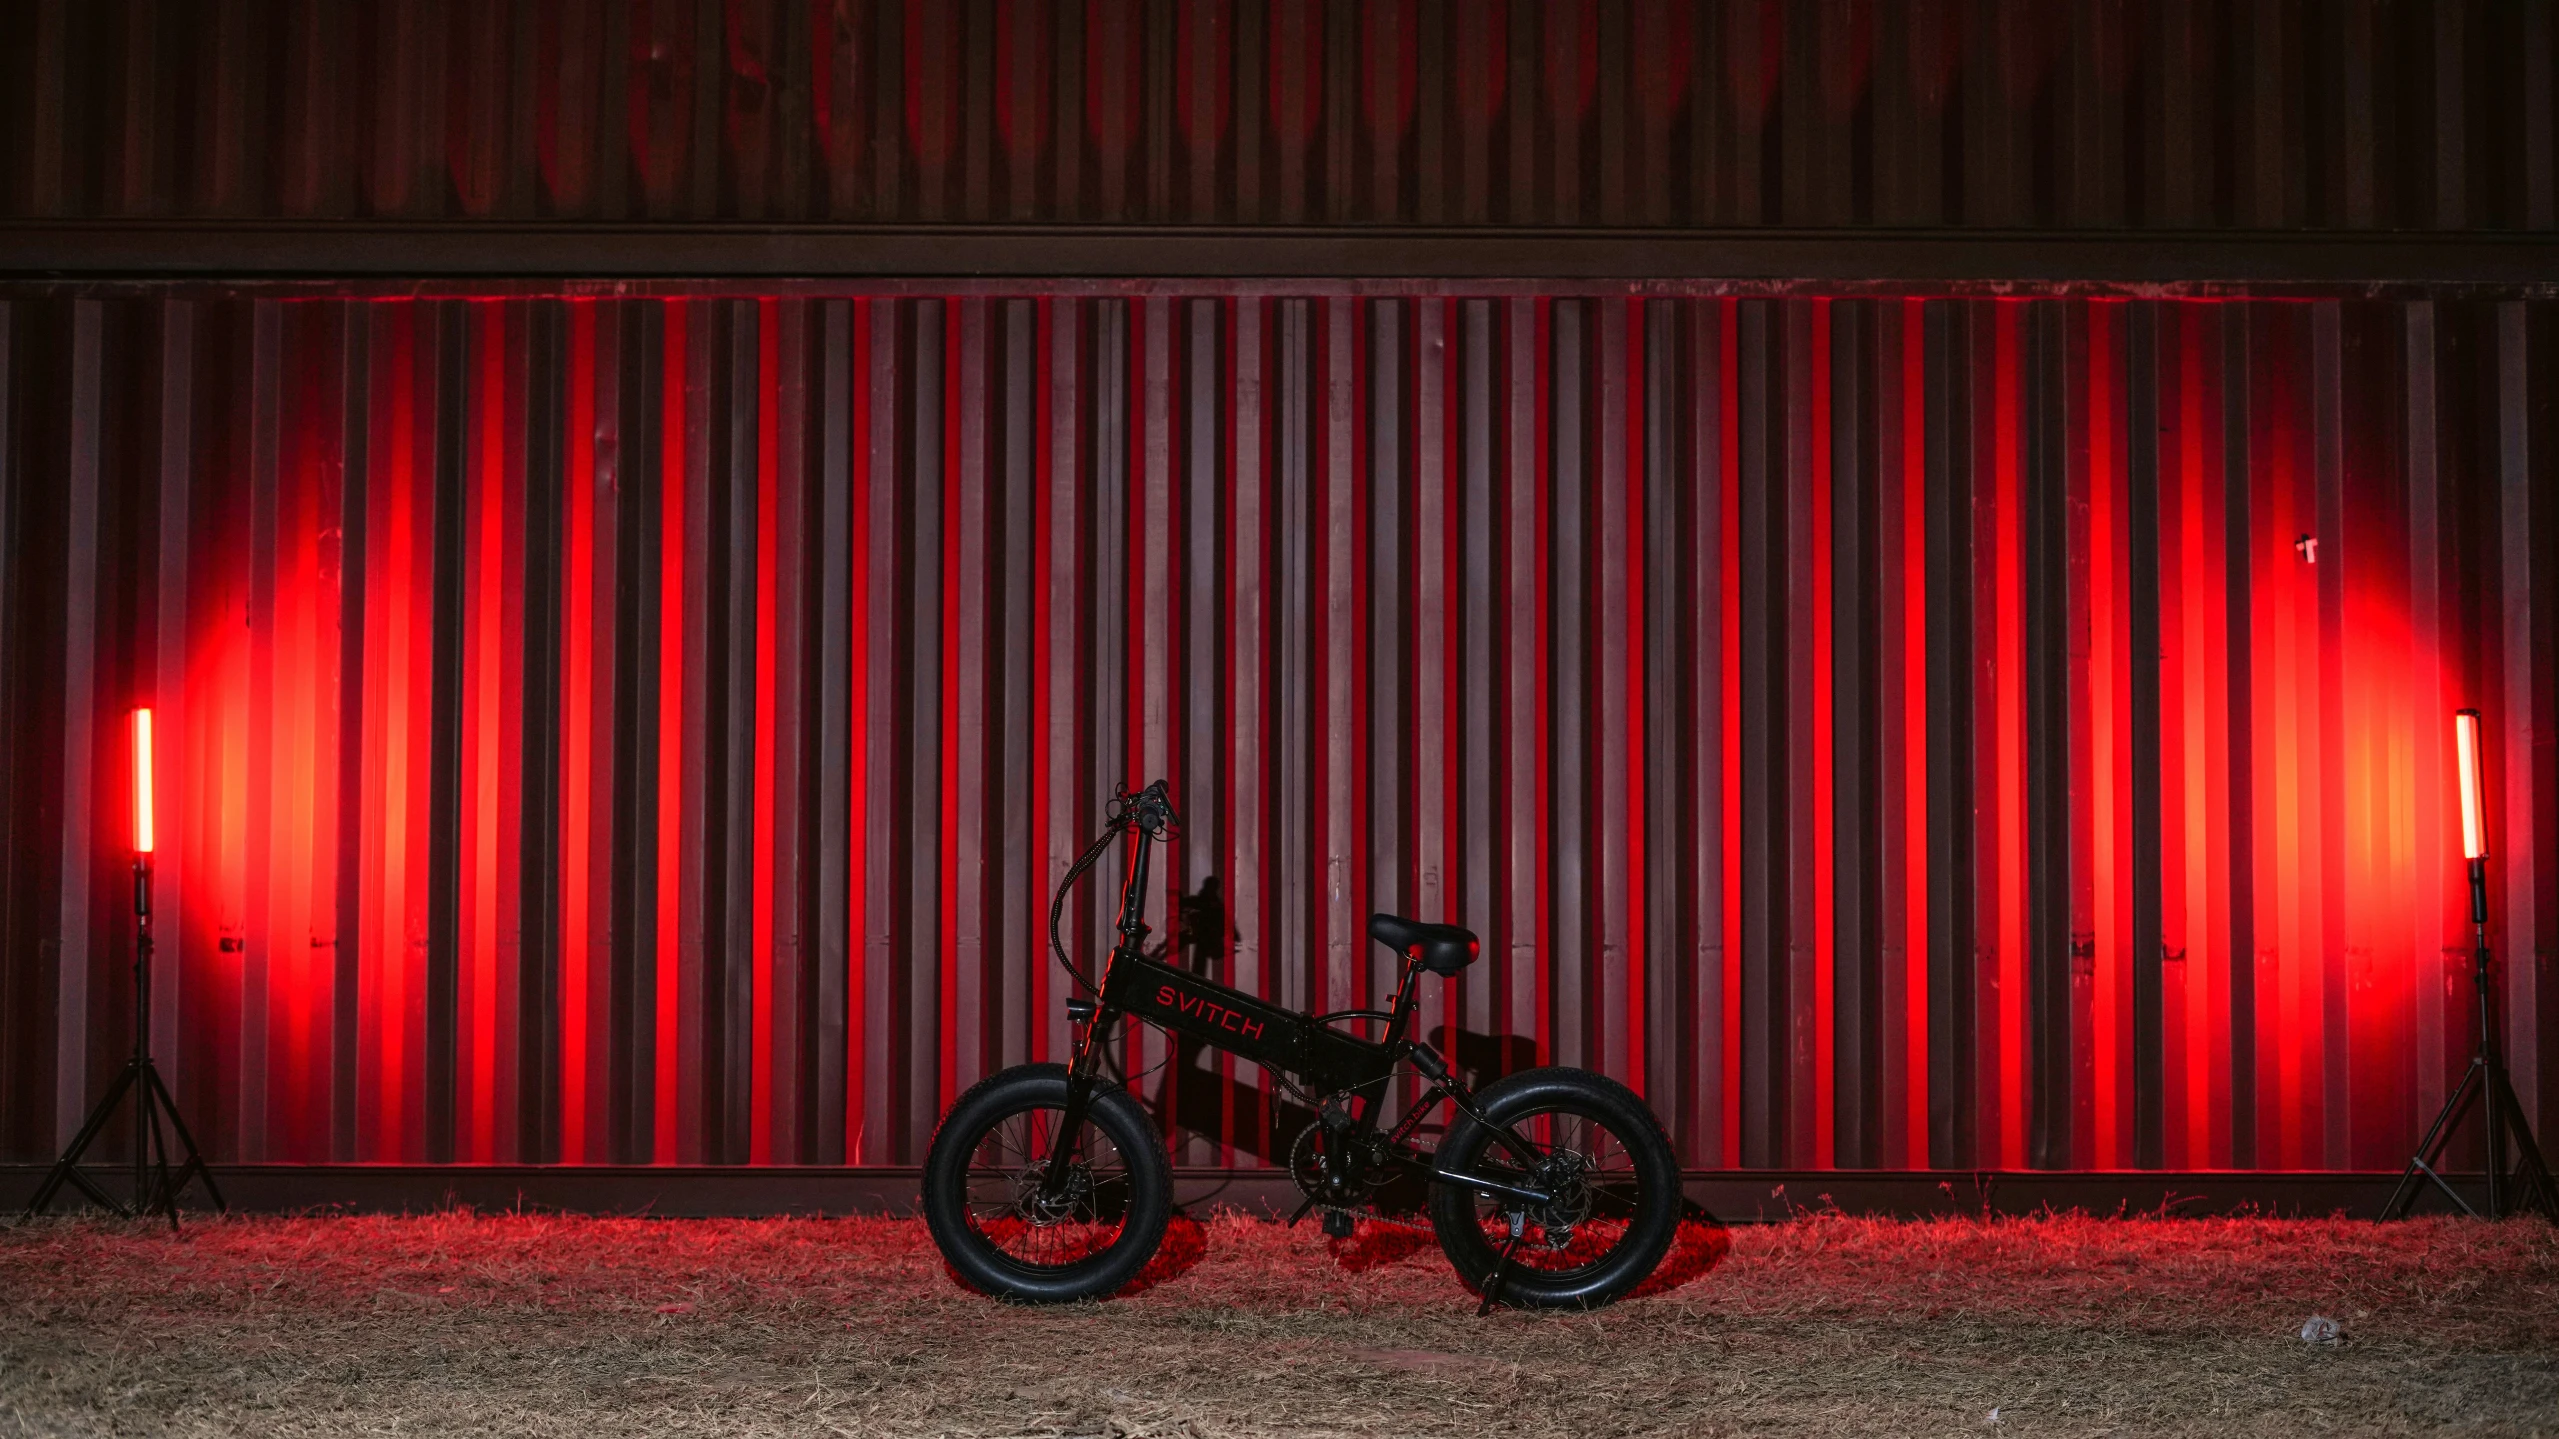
[1427,1066,1681,1310]
[922,1062,1173,1303]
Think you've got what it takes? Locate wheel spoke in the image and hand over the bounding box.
[958,1101,1134,1272]
[1464,1101,1654,1278]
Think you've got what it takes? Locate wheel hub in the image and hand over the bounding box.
[1529,1150,1595,1247]
[1014,1159,1094,1224]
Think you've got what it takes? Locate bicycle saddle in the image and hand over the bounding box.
[1368,912,1481,976]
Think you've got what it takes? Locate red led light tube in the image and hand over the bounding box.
[132,707,155,856]
[2456,709,2485,862]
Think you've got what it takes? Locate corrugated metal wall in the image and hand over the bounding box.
[7,0,2556,232]
[1,283,2551,1176]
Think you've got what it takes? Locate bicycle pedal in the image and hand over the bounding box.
[1321,1208,1356,1238]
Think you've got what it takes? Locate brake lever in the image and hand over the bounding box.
[1112,778,1181,837]
[1138,778,1181,834]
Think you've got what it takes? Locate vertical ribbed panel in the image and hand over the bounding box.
[4,0,2555,233]
[0,284,2553,1176]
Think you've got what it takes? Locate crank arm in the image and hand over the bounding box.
[1434,1167,1555,1207]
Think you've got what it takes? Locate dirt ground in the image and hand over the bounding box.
[2,1206,2555,1437]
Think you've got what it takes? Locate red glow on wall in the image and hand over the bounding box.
[5,285,2552,1178]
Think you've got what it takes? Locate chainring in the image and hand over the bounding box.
[1287,1117,1438,1232]
[1287,1118,1359,1204]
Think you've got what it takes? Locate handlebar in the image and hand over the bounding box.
[1050,779,1181,996]
[1110,778,1181,838]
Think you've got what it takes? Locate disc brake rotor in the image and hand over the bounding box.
[1527,1149,1598,1250]
[1012,1158,1095,1224]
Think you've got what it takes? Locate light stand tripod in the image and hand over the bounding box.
[23,710,223,1229]
[2382,711,2558,1222]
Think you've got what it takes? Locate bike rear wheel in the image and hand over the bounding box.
[922,1062,1172,1303]
[1427,1066,1680,1310]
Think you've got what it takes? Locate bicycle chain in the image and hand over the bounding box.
[1285,1116,1444,1235]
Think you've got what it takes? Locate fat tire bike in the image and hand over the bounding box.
[921,780,1684,1312]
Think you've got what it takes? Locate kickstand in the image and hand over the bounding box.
[1286,1193,1321,1227]
[1476,1211,1526,1317]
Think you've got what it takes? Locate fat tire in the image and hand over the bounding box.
[1428,1065,1681,1310]
[922,1062,1172,1303]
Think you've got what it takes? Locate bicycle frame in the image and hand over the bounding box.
[1042,791,1552,1213]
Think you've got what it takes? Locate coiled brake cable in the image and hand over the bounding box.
[1046,815,1170,1091]
[1046,822,1121,996]
[1046,783,1177,996]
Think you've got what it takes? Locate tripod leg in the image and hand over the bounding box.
[62,1164,125,1213]
[2512,1123,2559,1224]
[2483,1052,2509,1219]
[139,1070,179,1231]
[23,1063,141,1219]
[2382,1060,2484,1220]
[2485,1064,2559,1223]
[133,1057,159,1222]
[142,1062,226,1215]
[135,1047,155,1223]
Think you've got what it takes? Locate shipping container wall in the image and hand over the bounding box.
[0,285,2552,1175]
[6,0,2556,232]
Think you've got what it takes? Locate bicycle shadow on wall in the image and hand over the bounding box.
[1133,878,1729,1294]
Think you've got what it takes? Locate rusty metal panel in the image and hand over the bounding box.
[0,280,2554,1178]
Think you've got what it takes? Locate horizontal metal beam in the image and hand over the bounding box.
[1,1164,2430,1220]
[5,222,2559,290]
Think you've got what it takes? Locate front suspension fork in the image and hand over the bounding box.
[1039,996,1121,1200]
[1041,815,1155,1202]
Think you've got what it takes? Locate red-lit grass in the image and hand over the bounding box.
[2,1209,2554,1436]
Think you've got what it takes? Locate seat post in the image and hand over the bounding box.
[1383,951,1424,1049]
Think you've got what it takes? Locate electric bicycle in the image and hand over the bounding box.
[919,780,1683,1312]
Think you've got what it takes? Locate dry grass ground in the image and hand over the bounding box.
[2,1207,2555,1437]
